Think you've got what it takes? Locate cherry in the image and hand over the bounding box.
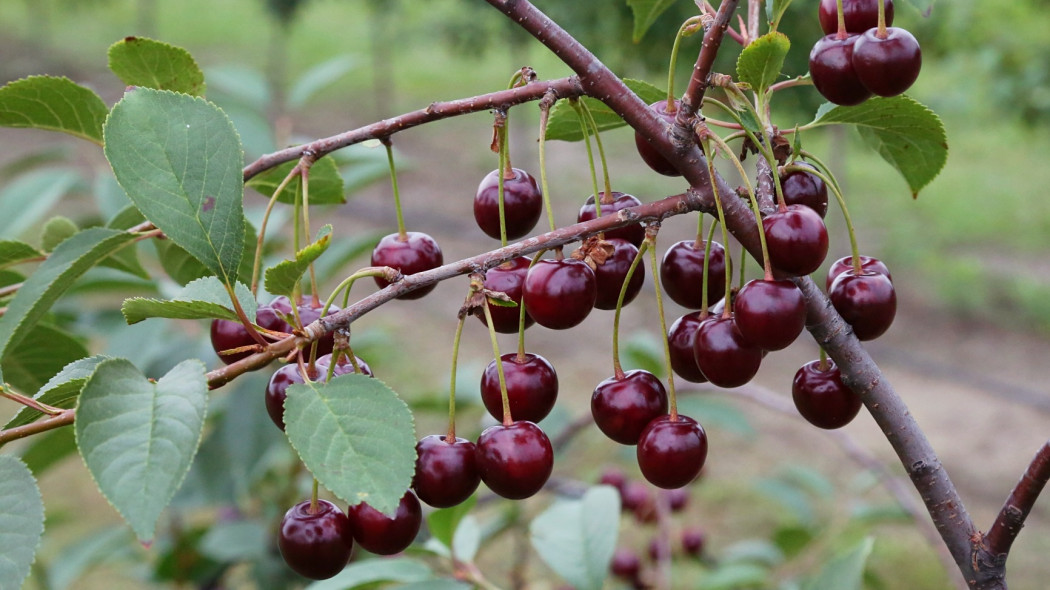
[667,312,709,383]
[210,318,258,365]
[475,421,553,499]
[412,435,480,508]
[478,257,534,333]
[480,352,559,423]
[660,239,727,310]
[818,0,894,35]
[852,27,922,97]
[781,163,829,218]
[591,369,669,445]
[598,466,628,494]
[295,302,342,358]
[593,238,645,310]
[474,168,543,240]
[265,363,320,431]
[693,315,763,388]
[315,352,373,378]
[576,192,645,247]
[663,487,689,512]
[522,258,597,330]
[809,34,873,106]
[620,480,653,514]
[277,499,353,580]
[829,271,897,340]
[636,415,708,489]
[733,279,806,351]
[763,204,829,277]
[346,491,422,555]
[371,231,443,300]
[826,255,892,291]
[610,548,642,581]
[792,359,862,429]
[681,527,706,557]
[635,100,682,176]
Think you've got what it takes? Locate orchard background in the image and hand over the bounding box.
[0,0,1048,588]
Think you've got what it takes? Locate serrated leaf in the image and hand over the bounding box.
[545,79,666,141]
[808,96,948,197]
[0,168,80,239]
[152,217,257,286]
[803,537,874,590]
[107,37,206,97]
[529,486,620,590]
[104,88,245,281]
[5,355,110,430]
[628,0,678,42]
[246,156,346,205]
[737,32,790,95]
[289,55,356,109]
[264,225,333,296]
[768,0,795,29]
[121,276,256,325]
[304,557,433,590]
[0,239,43,269]
[75,358,209,543]
[0,75,108,144]
[102,205,149,279]
[40,216,79,252]
[1,323,89,398]
[284,373,416,516]
[0,455,45,590]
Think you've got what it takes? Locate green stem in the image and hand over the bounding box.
[497,121,510,247]
[301,164,320,306]
[876,0,888,37]
[571,100,603,219]
[251,162,300,295]
[738,243,747,289]
[291,176,303,306]
[835,0,848,38]
[577,100,613,202]
[700,220,719,316]
[698,139,734,317]
[310,478,319,513]
[225,282,268,347]
[447,311,467,442]
[482,302,513,426]
[704,131,773,278]
[785,163,861,273]
[322,267,393,317]
[611,241,649,380]
[517,250,545,360]
[538,102,558,233]
[819,347,829,371]
[385,140,407,239]
[667,16,704,110]
[645,234,678,421]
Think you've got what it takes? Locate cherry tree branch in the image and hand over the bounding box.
[986,440,1050,556]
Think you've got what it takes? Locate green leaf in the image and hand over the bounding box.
[529,485,620,590]
[768,0,796,30]
[675,395,755,436]
[0,76,108,144]
[45,526,135,590]
[40,216,79,252]
[0,168,80,240]
[803,537,874,590]
[102,205,150,279]
[289,55,356,109]
[0,455,45,590]
[737,32,790,95]
[0,228,136,361]
[1,323,89,396]
[75,358,209,543]
[627,0,677,42]
[198,521,269,561]
[107,37,206,97]
[721,539,784,566]
[426,495,476,551]
[263,225,333,296]
[808,96,948,197]
[151,219,257,286]
[121,276,256,325]
[545,79,666,141]
[698,563,770,590]
[772,525,815,559]
[284,373,416,516]
[246,156,346,205]
[0,239,43,269]
[104,88,245,281]
[304,557,434,590]
[18,427,78,477]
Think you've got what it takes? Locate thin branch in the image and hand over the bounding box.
[986,440,1050,556]
[0,409,74,447]
[679,0,741,117]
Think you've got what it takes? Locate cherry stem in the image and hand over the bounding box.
[300,161,321,307]
[819,347,829,371]
[571,100,604,220]
[323,267,395,316]
[695,213,705,246]
[517,250,545,361]
[719,84,787,210]
[699,219,718,318]
[384,139,408,240]
[698,139,734,316]
[310,478,319,514]
[446,309,467,442]
[291,176,304,306]
[482,299,513,426]
[0,387,63,416]
[644,231,678,421]
[877,0,888,38]
[224,282,269,348]
[667,16,704,111]
[251,161,301,295]
[537,97,558,233]
[611,240,649,380]
[497,116,510,248]
[835,0,848,39]
[786,163,861,273]
[577,99,613,203]
[738,243,748,289]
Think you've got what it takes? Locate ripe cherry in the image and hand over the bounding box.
[412,435,480,508]
[763,204,829,277]
[781,163,829,218]
[295,302,342,358]
[620,480,654,515]
[593,238,645,310]
[733,279,806,351]
[591,370,669,445]
[315,352,373,378]
[479,257,534,333]
[663,487,690,512]
[693,315,763,388]
[635,100,682,176]
[826,255,892,291]
[210,318,258,365]
[636,415,708,489]
[660,240,727,309]
[809,34,873,106]
[598,466,628,494]
[577,192,645,246]
[667,312,709,383]
[346,491,422,555]
[681,527,707,557]
[371,231,443,300]
[610,548,642,581]
[277,499,353,580]
[852,27,922,97]
[792,359,862,429]
[523,258,597,330]
[480,353,559,424]
[829,271,897,340]
[818,0,894,35]
[265,363,319,431]
[475,421,553,500]
[474,168,543,240]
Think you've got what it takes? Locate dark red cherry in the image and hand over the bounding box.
[591,369,669,445]
[474,167,543,240]
[479,257,535,333]
[660,240,728,309]
[826,255,892,291]
[346,491,422,555]
[763,205,829,277]
[210,318,258,364]
[667,312,709,383]
[522,258,597,330]
[829,271,897,340]
[412,435,480,508]
[577,192,645,246]
[371,231,443,300]
[598,466,628,494]
[693,315,763,388]
[818,0,894,35]
[663,487,689,512]
[681,527,706,557]
[315,352,373,378]
[475,421,553,499]
[733,279,806,351]
[636,415,708,489]
[277,499,353,580]
[593,238,645,310]
[610,548,642,581]
[480,352,558,423]
[635,100,682,176]
[809,34,873,106]
[266,363,320,431]
[852,27,922,97]
[620,480,653,514]
[295,302,342,358]
[792,359,861,429]
[781,163,829,218]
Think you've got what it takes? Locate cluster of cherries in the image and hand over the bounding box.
[809,0,922,105]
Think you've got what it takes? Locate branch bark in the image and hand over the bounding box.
[986,440,1050,557]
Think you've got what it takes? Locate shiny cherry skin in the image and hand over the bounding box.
[210,318,258,365]
[635,100,682,176]
[733,279,806,351]
[266,363,321,431]
[413,435,480,508]
[852,27,922,97]
[818,0,894,35]
[315,352,373,378]
[295,302,342,358]
[478,257,534,333]
[667,312,709,383]
[593,238,645,310]
[277,499,353,580]
[346,491,422,555]
[475,421,553,500]
[829,271,897,340]
[474,167,543,240]
[371,231,443,300]
[781,162,829,218]
[681,527,707,557]
[523,258,597,330]
[826,255,892,290]
[660,240,727,309]
[693,314,763,388]
[576,192,645,246]
[591,369,669,445]
[809,34,873,106]
[792,359,862,429]
[763,205,829,277]
[636,415,708,489]
[480,352,559,423]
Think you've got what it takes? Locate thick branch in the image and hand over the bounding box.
[986,440,1050,556]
